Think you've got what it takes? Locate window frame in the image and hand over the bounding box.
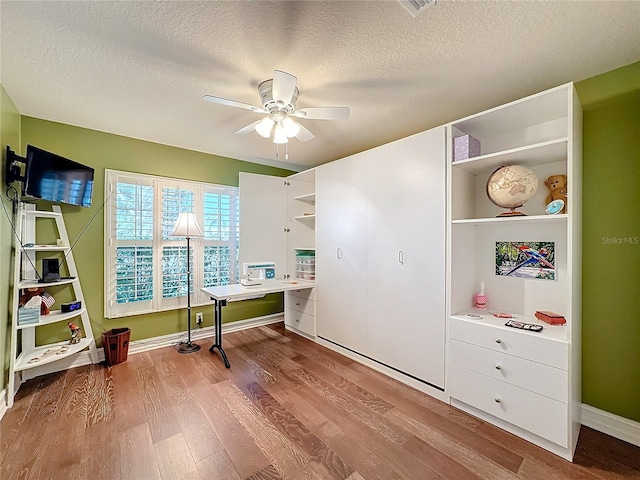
[104,169,239,319]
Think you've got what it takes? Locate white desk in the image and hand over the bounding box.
[201,280,315,367]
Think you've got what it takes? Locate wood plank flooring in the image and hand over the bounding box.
[2,323,639,480]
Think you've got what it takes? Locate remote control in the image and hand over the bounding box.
[504,320,543,332]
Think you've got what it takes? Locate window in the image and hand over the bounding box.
[104,170,239,318]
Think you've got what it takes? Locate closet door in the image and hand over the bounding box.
[366,126,446,388]
[316,152,367,354]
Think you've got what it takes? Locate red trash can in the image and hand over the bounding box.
[102,328,131,365]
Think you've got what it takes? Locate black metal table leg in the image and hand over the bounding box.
[208,298,230,368]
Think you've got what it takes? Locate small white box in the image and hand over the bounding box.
[453,135,481,161]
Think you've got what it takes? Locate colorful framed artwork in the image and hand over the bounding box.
[495,241,556,280]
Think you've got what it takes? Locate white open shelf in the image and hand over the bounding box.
[294,214,315,220]
[17,308,86,330]
[14,338,94,372]
[23,245,70,252]
[294,193,316,204]
[452,214,567,225]
[451,85,568,140]
[19,278,76,289]
[452,138,568,174]
[450,311,569,343]
[24,210,62,219]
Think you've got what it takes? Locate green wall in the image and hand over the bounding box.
[1,85,21,393]
[19,117,293,347]
[575,61,640,422]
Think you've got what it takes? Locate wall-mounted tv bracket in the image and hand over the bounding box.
[5,146,26,186]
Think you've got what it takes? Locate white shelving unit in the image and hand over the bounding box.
[285,169,316,337]
[8,204,99,407]
[446,83,582,460]
[238,170,317,339]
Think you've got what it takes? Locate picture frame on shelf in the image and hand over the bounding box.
[495,241,556,280]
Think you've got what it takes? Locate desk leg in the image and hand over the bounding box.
[209,298,230,368]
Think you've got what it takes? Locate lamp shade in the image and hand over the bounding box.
[273,122,289,144]
[282,117,301,138]
[255,117,274,138]
[170,212,204,238]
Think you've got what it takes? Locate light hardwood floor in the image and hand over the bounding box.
[1,323,639,480]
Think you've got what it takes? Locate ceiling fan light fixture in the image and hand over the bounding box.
[255,117,274,138]
[273,123,288,144]
[282,117,301,138]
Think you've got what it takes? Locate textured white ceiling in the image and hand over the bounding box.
[1,1,639,170]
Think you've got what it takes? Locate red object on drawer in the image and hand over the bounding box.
[535,311,566,325]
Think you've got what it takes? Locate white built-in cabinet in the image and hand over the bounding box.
[366,127,446,387]
[446,83,582,460]
[316,127,447,390]
[240,82,582,461]
[239,173,287,273]
[315,152,368,354]
[239,170,316,337]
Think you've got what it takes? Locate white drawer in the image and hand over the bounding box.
[285,307,315,336]
[449,317,568,369]
[448,364,568,448]
[285,287,316,301]
[449,339,568,402]
[285,295,315,317]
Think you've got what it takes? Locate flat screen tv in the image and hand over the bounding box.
[24,145,94,207]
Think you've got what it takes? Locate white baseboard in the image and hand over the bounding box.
[125,313,283,356]
[0,389,7,421]
[581,404,640,447]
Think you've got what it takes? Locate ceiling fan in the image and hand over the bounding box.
[203,70,350,145]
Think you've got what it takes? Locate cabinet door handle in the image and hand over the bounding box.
[495,338,502,344]
[494,397,502,404]
[495,364,502,370]
[296,302,300,306]
[398,250,404,265]
[336,248,342,259]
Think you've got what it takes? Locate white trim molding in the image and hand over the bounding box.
[124,313,283,356]
[582,404,640,447]
[0,389,7,421]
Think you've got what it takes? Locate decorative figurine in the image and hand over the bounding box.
[68,322,82,344]
[544,174,568,214]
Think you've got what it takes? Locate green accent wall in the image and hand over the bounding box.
[576,61,640,422]
[19,117,293,347]
[1,85,21,393]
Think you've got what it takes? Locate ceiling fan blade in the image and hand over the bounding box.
[272,70,297,105]
[295,123,315,142]
[292,106,350,120]
[234,120,262,135]
[203,95,266,113]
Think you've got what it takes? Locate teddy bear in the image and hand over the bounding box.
[545,174,568,214]
[19,287,53,315]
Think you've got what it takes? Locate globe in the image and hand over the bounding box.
[486,165,539,216]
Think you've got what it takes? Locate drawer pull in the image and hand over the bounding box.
[296,302,300,306]
[494,397,502,404]
[295,318,300,322]
[495,364,502,370]
[495,338,502,344]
